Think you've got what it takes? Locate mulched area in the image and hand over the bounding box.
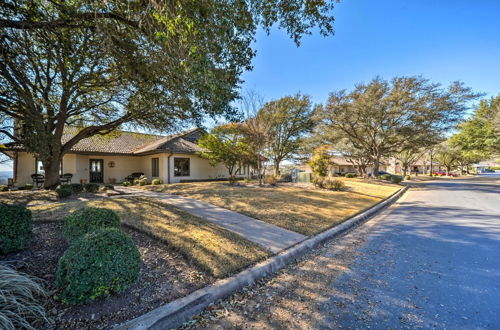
[0,222,215,329]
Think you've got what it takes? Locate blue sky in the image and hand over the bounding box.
[241,0,500,104]
[1,0,499,172]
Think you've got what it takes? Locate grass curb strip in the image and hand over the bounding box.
[115,186,409,330]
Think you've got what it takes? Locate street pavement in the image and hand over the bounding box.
[193,176,500,329]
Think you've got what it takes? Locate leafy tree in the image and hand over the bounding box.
[259,94,315,175]
[315,76,479,176]
[450,95,500,160]
[198,124,252,184]
[434,142,462,175]
[395,147,428,176]
[0,0,337,187]
[308,146,331,178]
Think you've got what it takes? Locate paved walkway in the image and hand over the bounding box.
[188,175,500,329]
[114,186,306,253]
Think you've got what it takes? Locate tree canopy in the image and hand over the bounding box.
[0,0,337,187]
[258,93,315,175]
[450,95,500,160]
[314,76,479,176]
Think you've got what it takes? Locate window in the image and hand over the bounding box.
[174,158,190,177]
[35,159,63,175]
[152,158,159,177]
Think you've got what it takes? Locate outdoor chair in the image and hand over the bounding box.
[60,173,73,184]
[125,172,144,182]
[31,174,45,188]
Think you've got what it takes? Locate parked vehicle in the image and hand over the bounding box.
[433,171,459,177]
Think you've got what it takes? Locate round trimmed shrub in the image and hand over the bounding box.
[56,228,141,304]
[122,181,131,187]
[391,175,403,184]
[379,174,392,181]
[24,184,34,190]
[324,178,346,191]
[0,185,8,192]
[344,173,357,178]
[56,184,73,199]
[63,207,120,243]
[83,183,99,193]
[404,175,411,181]
[151,179,161,185]
[0,204,32,254]
[70,183,83,193]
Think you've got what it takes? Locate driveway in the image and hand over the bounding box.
[192,176,500,329]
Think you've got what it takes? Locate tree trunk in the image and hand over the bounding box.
[403,166,408,176]
[274,160,281,176]
[257,156,262,186]
[372,157,380,177]
[445,166,450,176]
[42,157,62,188]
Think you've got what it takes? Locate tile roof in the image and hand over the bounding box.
[3,127,205,155]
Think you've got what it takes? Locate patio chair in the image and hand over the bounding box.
[125,172,144,182]
[60,173,73,184]
[31,174,45,188]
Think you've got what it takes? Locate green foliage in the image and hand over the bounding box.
[104,184,114,190]
[391,176,403,184]
[24,184,34,190]
[0,264,48,330]
[380,174,392,181]
[83,183,99,193]
[404,175,411,180]
[199,124,253,180]
[0,204,32,254]
[312,177,345,191]
[451,95,500,160]
[308,146,331,178]
[63,207,120,243]
[151,179,161,185]
[70,183,83,193]
[344,173,357,178]
[259,94,315,174]
[1,0,336,189]
[315,76,479,172]
[55,184,72,199]
[0,185,8,192]
[56,228,141,305]
[264,175,278,186]
[138,178,148,186]
[122,181,131,187]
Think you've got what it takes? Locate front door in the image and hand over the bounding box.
[89,159,104,183]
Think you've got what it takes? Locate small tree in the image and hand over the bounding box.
[308,146,331,178]
[259,94,315,176]
[198,124,252,184]
[434,142,461,175]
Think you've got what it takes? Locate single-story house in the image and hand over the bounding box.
[385,157,440,175]
[2,127,249,186]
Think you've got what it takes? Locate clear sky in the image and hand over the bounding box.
[241,0,500,104]
[1,0,498,172]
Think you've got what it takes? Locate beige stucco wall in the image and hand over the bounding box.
[15,151,238,186]
[167,153,232,183]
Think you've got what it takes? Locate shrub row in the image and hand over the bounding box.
[379,173,403,184]
[55,183,100,198]
[312,177,346,191]
[57,207,140,304]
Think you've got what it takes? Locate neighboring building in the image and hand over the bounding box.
[472,159,500,173]
[385,157,440,175]
[1,127,249,186]
[295,155,388,176]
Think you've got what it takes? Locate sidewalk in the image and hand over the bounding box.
[114,186,306,253]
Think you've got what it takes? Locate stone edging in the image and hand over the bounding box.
[115,185,409,330]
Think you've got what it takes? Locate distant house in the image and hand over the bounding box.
[2,127,249,186]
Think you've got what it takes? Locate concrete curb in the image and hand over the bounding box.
[115,185,409,330]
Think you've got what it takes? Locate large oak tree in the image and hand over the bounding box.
[0,0,337,187]
[315,76,479,176]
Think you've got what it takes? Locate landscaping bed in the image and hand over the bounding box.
[143,180,401,236]
[1,221,215,329]
[30,197,269,277]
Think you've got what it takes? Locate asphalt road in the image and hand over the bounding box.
[192,176,500,329]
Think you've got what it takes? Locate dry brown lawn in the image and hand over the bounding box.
[143,179,401,236]
[30,196,269,278]
[0,189,58,205]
